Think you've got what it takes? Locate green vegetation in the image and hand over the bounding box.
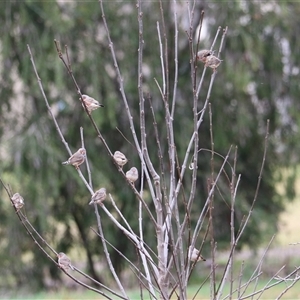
[0,1,300,297]
[276,166,300,246]
[4,279,300,300]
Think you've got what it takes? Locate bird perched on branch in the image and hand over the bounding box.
[80,94,104,114]
[62,148,86,169]
[205,55,222,71]
[57,252,74,271]
[89,188,107,206]
[113,151,128,167]
[11,193,25,212]
[126,167,139,184]
[189,246,206,262]
[196,49,214,63]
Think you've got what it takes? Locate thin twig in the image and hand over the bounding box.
[185,146,232,284]
[193,10,205,90]
[109,194,135,235]
[93,203,129,299]
[256,265,287,300]
[275,276,300,300]
[80,127,93,189]
[171,0,179,119]
[237,261,245,300]
[238,266,293,300]
[216,174,242,300]
[208,103,216,298]
[229,146,238,300]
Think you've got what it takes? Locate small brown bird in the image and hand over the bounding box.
[57,252,74,271]
[205,55,222,71]
[196,49,213,63]
[126,167,139,184]
[11,193,25,212]
[189,246,206,262]
[113,151,128,167]
[62,148,86,169]
[81,94,104,114]
[89,188,107,205]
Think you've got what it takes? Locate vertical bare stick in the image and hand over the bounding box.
[216,175,242,300]
[155,13,179,299]
[185,147,232,285]
[186,0,196,40]
[92,205,129,299]
[193,10,205,90]
[185,13,205,239]
[148,95,168,204]
[157,21,166,96]
[136,2,162,297]
[229,146,238,300]
[155,28,178,284]
[158,0,169,100]
[156,23,177,243]
[171,0,178,119]
[218,26,228,57]
[237,261,245,300]
[80,127,93,189]
[210,26,222,52]
[208,104,216,298]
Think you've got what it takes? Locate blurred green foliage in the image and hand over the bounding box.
[0,1,299,291]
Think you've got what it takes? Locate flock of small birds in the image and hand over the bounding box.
[62,148,138,200]
[12,49,217,273]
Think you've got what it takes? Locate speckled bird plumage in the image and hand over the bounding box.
[62,148,86,169]
[81,94,104,114]
[57,252,74,271]
[126,167,139,184]
[89,188,107,205]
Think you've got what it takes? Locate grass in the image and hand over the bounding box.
[276,192,300,246]
[4,279,300,299]
[188,280,300,299]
